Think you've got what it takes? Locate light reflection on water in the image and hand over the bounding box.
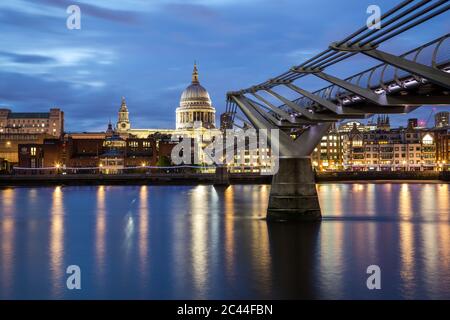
[0,183,449,299]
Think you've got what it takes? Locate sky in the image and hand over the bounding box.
[0,0,448,132]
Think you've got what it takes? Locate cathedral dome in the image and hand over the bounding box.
[179,64,213,109]
[176,63,216,130]
[180,83,212,107]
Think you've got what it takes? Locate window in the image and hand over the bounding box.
[422,134,433,145]
[31,147,36,156]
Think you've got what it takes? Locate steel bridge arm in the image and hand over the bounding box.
[250,92,296,122]
[314,71,410,106]
[286,83,416,114]
[265,88,315,119]
[244,98,284,125]
[363,48,450,89]
[285,83,343,114]
[231,95,296,156]
[231,95,332,157]
[265,88,344,121]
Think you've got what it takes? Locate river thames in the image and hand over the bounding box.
[0,183,449,300]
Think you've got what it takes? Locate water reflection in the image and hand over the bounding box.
[0,183,449,299]
[49,186,64,297]
[398,184,416,297]
[138,186,149,284]
[190,185,210,298]
[224,187,235,279]
[95,186,106,284]
[1,188,15,297]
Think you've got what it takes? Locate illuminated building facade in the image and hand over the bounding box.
[310,118,448,172]
[435,128,450,168]
[0,108,64,136]
[0,108,64,164]
[311,123,344,171]
[317,122,440,171]
[435,111,449,128]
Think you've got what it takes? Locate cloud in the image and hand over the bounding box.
[286,49,321,62]
[0,51,56,64]
[3,0,141,24]
[0,48,115,76]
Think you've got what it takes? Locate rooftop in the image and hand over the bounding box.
[7,112,50,119]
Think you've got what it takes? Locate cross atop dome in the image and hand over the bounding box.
[192,62,199,84]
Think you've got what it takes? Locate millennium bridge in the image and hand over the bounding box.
[225,0,450,221]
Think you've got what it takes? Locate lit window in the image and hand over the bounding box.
[422,134,433,145]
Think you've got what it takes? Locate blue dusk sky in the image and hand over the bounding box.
[0,0,448,131]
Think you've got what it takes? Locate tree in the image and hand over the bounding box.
[157,155,171,167]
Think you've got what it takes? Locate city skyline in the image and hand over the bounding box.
[0,0,449,132]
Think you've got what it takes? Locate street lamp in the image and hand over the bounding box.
[55,163,61,175]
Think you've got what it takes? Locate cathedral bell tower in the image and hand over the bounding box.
[116,97,131,133]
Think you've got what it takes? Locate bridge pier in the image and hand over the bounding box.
[267,158,321,222]
[214,165,230,186]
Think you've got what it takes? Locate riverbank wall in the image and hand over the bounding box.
[0,171,448,186]
[0,173,272,186]
[316,171,450,182]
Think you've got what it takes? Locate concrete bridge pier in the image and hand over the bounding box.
[214,165,230,186]
[267,157,321,222]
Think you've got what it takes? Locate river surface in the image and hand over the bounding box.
[0,183,449,299]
